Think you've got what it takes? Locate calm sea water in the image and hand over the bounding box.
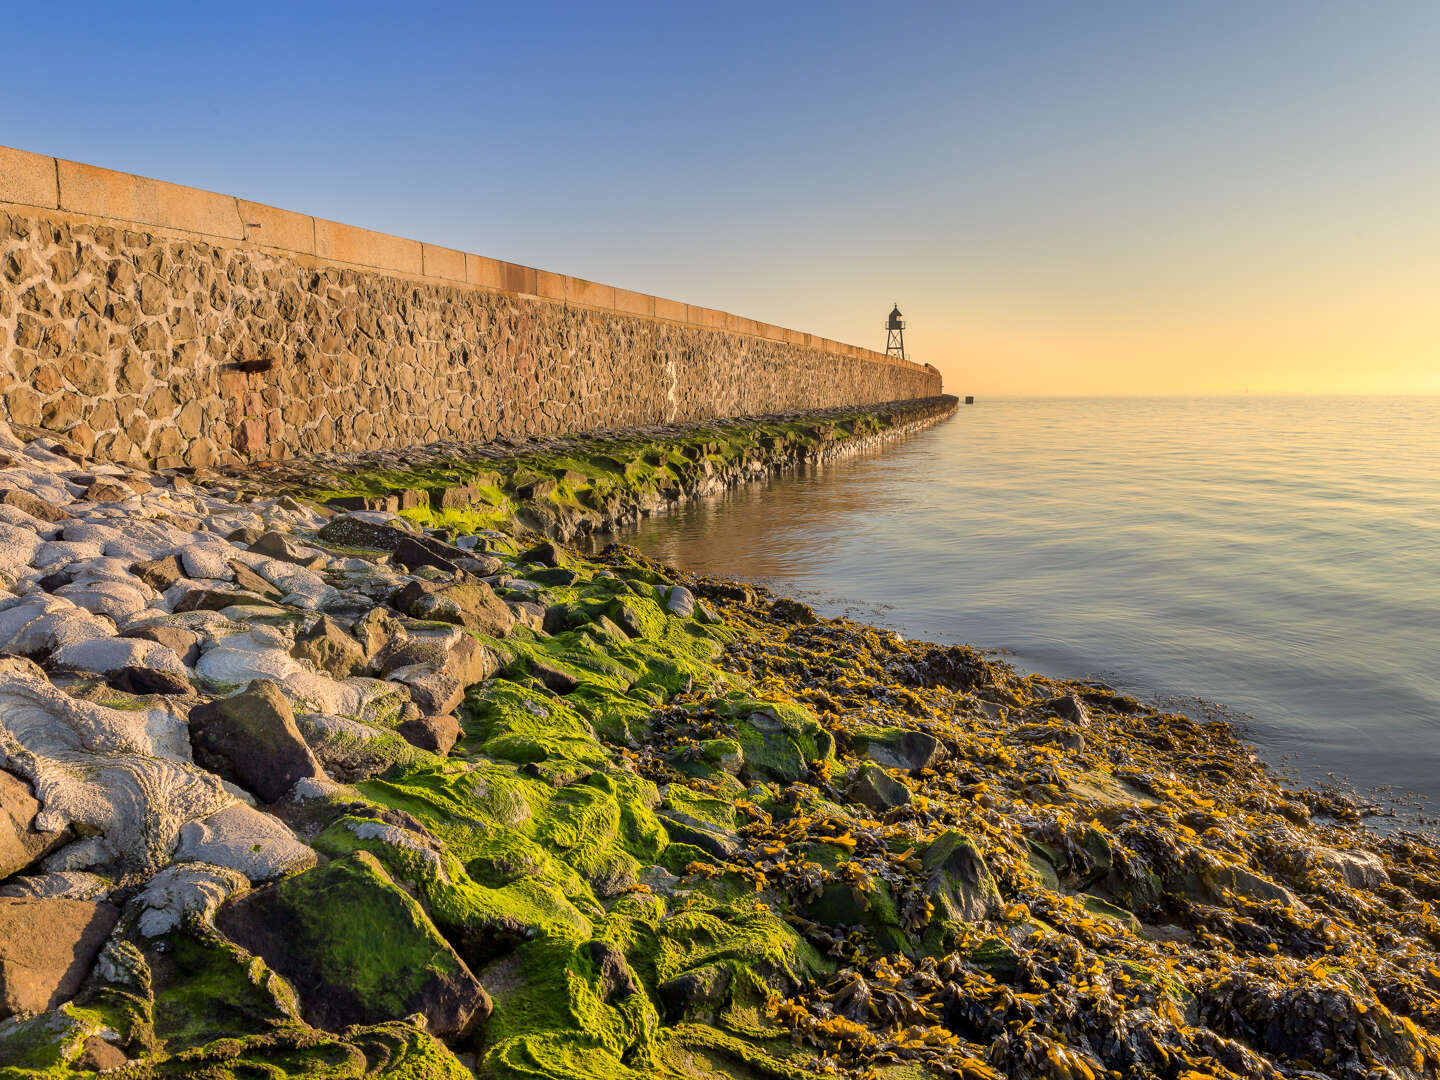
[611,397,1440,818]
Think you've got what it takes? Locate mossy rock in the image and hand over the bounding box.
[719,698,834,784]
[214,851,490,1040]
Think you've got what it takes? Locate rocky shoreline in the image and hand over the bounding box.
[2,405,1439,1079]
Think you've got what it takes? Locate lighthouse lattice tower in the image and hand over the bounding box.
[885,304,906,361]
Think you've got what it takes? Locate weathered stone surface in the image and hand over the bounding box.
[121,624,203,667]
[188,679,326,802]
[0,488,71,523]
[0,770,69,879]
[215,851,490,1038]
[315,514,410,551]
[291,614,366,678]
[397,712,462,756]
[130,553,185,590]
[392,533,469,574]
[390,580,515,636]
[248,530,326,568]
[0,897,119,1018]
[173,586,265,612]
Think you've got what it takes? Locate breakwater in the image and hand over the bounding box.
[0,144,940,469]
[225,394,960,541]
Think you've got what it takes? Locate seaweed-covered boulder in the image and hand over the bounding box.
[0,897,118,1018]
[849,724,944,773]
[188,680,326,803]
[846,762,912,812]
[215,850,490,1039]
[922,831,1001,926]
[723,700,834,784]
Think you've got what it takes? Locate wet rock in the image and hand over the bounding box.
[390,579,515,636]
[291,614,366,678]
[1316,845,1389,890]
[0,897,119,1018]
[215,850,490,1038]
[892,643,993,691]
[1013,722,1085,751]
[1,770,69,878]
[849,725,944,773]
[847,762,912,813]
[1043,693,1091,726]
[1203,863,1301,909]
[188,680,326,803]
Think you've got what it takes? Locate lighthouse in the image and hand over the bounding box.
[885,304,906,361]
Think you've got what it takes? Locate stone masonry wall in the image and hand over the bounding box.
[0,146,941,468]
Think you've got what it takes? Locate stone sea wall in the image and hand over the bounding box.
[0,145,940,469]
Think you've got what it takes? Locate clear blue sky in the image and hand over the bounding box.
[5,1,1438,394]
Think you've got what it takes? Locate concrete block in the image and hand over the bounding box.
[565,276,614,309]
[499,262,537,294]
[536,271,566,300]
[466,253,504,290]
[237,200,315,254]
[314,219,423,275]
[654,296,687,322]
[761,323,785,342]
[614,289,654,317]
[422,244,466,282]
[0,145,58,209]
[58,159,244,238]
